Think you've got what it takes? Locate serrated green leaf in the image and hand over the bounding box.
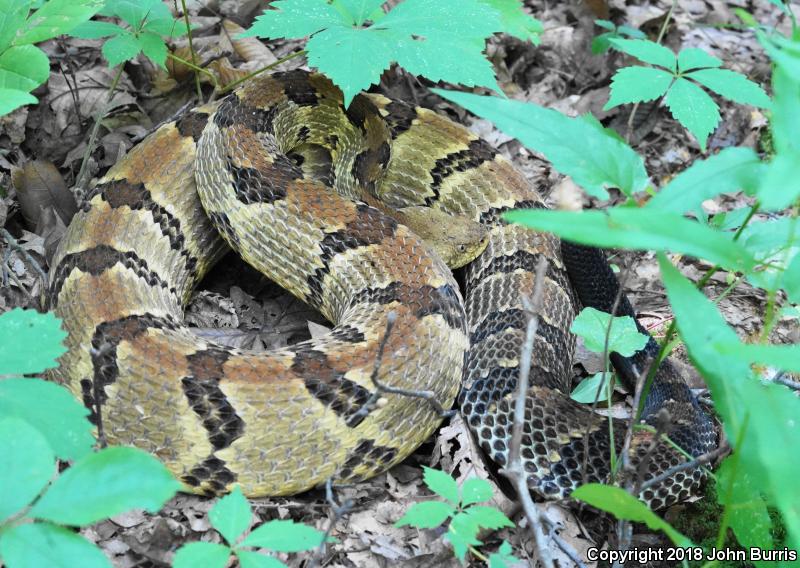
[101,30,141,67]
[16,0,103,44]
[489,540,520,568]
[137,30,167,67]
[241,0,345,39]
[142,17,190,37]
[0,45,50,94]
[376,0,500,39]
[646,147,763,213]
[394,500,455,528]
[0,378,93,461]
[236,550,287,568]
[434,89,648,199]
[209,486,252,545]
[609,38,676,71]
[0,417,54,523]
[30,446,180,526]
[687,68,771,109]
[479,0,542,43]
[504,208,755,273]
[102,0,171,29]
[446,512,483,561]
[334,0,385,25]
[570,307,648,356]
[460,477,493,506]
[422,466,460,504]
[172,542,231,568]
[570,372,611,403]
[463,505,513,530]
[604,66,674,109]
[0,309,66,375]
[665,77,721,151]
[0,523,112,568]
[0,87,37,115]
[677,48,722,72]
[70,20,126,38]
[757,151,800,211]
[241,519,327,552]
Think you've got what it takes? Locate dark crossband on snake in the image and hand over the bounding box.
[49,70,716,508]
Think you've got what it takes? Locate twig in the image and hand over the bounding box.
[497,256,555,568]
[638,443,730,494]
[309,478,354,568]
[178,0,203,101]
[773,372,800,391]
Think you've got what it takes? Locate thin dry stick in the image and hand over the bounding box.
[498,256,555,568]
[638,443,729,493]
[308,478,354,568]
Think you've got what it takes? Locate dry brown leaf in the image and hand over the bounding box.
[222,19,278,66]
[11,160,77,229]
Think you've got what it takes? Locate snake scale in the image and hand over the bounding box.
[49,70,715,507]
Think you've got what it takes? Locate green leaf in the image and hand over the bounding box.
[242,0,346,39]
[0,378,93,461]
[463,505,513,530]
[209,486,252,545]
[241,519,327,552]
[30,446,180,526]
[394,500,455,528]
[142,17,190,37]
[334,0,385,25]
[716,457,774,557]
[571,484,691,546]
[101,30,142,67]
[784,253,800,304]
[686,68,771,109]
[757,151,800,211]
[137,31,167,67]
[0,417,54,523]
[604,66,674,109]
[488,541,520,568]
[645,147,763,213]
[0,88,37,115]
[479,0,542,43]
[677,48,722,72]
[0,45,50,95]
[460,477,493,506]
[70,20,126,38]
[422,466,460,504]
[236,550,287,568]
[769,64,800,155]
[609,38,676,71]
[446,512,482,561]
[433,89,648,199]
[570,372,611,404]
[0,523,112,568]
[17,0,103,45]
[102,0,171,29]
[0,309,66,375]
[570,307,648,356]
[715,342,800,373]
[172,542,231,568]
[0,0,29,52]
[503,208,756,273]
[665,77,721,151]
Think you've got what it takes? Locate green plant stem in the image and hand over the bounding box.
[759,205,798,342]
[220,49,307,93]
[468,545,488,562]
[655,0,677,44]
[179,0,202,100]
[166,52,219,88]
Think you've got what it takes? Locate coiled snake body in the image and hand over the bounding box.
[50,71,715,507]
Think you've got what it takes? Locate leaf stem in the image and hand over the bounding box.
[179,0,202,100]
[220,50,307,93]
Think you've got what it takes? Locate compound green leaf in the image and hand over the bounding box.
[570,307,648,356]
[434,89,648,198]
[479,0,542,43]
[236,550,286,568]
[209,486,252,545]
[646,146,763,213]
[377,0,500,39]
[30,447,180,526]
[16,0,103,45]
[137,30,167,67]
[241,519,327,552]
[686,67,771,109]
[570,373,611,404]
[504,208,755,272]
[333,0,385,25]
[0,523,112,568]
[142,17,190,37]
[488,541,520,568]
[0,417,54,523]
[572,484,691,547]
[101,0,171,30]
[665,77,720,151]
[0,45,49,93]
[394,500,454,528]
[768,56,800,156]
[70,20,126,38]
[677,47,722,72]
[609,38,676,71]
[172,542,231,568]
[604,66,674,109]
[242,0,344,39]
[446,512,482,561]
[0,309,66,375]
[422,466,460,504]
[463,505,513,530]
[101,30,141,67]
[0,87,36,115]
[0,378,93,461]
[460,477,493,506]
[757,151,800,211]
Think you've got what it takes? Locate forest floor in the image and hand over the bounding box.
[1,0,798,566]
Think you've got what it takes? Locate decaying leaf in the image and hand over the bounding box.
[11,160,77,229]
